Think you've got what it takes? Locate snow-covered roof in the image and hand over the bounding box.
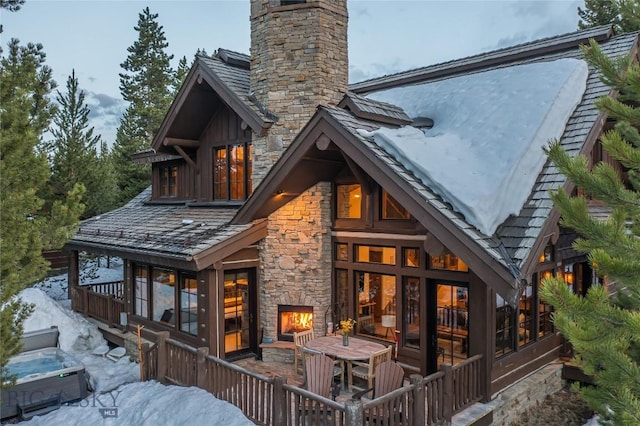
[361,58,589,236]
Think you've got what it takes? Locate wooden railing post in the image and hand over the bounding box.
[410,374,425,426]
[141,342,150,381]
[196,347,209,388]
[157,331,170,383]
[272,375,287,426]
[344,398,364,426]
[441,362,453,423]
[107,295,114,327]
[82,287,88,315]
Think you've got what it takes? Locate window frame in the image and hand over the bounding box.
[213,142,252,202]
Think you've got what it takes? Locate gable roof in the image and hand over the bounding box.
[66,188,266,271]
[234,27,639,306]
[151,49,275,153]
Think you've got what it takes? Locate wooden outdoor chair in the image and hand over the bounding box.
[298,353,341,423]
[352,360,405,400]
[354,361,407,424]
[302,347,344,399]
[349,345,393,394]
[293,329,315,375]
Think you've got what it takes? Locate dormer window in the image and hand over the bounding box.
[213,143,253,201]
[160,165,178,198]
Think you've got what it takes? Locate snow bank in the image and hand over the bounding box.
[21,287,105,353]
[19,287,139,392]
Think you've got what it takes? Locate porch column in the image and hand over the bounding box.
[469,272,492,403]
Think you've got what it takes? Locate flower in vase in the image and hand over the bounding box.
[339,318,356,336]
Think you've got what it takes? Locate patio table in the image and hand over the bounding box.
[305,335,387,391]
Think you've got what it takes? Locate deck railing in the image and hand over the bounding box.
[142,331,484,426]
[71,281,125,328]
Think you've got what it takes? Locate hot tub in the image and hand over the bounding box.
[1,335,88,420]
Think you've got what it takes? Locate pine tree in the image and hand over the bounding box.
[578,0,640,33]
[174,55,189,96]
[112,7,176,205]
[540,39,640,424]
[45,70,109,219]
[0,39,84,387]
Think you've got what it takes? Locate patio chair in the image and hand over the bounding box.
[293,329,315,375]
[352,360,405,400]
[302,347,344,399]
[303,353,335,398]
[298,353,340,423]
[354,361,406,424]
[349,345,393,394]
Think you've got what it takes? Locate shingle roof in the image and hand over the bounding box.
[338,92,412,126]
[70,188,252,262]
[199,54,277,123]
[340,28,638,271]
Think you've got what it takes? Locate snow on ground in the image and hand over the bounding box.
[6,257,252,425]
[19,381,253,426]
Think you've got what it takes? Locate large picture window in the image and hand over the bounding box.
[213,143,252,201]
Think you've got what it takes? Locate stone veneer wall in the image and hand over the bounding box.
[249,0,348,186]
[490,362,565,425]
[259,182,332,341]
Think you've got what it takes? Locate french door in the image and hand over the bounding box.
[224,269,257,357]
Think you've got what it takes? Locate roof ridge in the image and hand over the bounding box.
[350,25,613,93]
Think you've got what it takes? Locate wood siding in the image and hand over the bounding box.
[150,104,252,203]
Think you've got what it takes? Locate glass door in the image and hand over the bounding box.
[224,269,256,356]
[433,282,469,366]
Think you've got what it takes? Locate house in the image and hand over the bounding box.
[65,0,639,405]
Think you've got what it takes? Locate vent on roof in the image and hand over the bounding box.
[412,117,434,129]
[216,48,250,70]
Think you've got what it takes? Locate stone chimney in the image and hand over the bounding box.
[250,0,348,185]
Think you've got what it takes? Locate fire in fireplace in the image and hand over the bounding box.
[277,305,313,341]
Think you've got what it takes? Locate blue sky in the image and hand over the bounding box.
[2,0,583,147]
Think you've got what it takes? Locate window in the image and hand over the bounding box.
[134,265,149,318]
[436,284,468,364]
[159,165,178,197]
[356,272,396,340]
[180,276,198,335]
[336,184,362,218]
[519,282,534,347]
[430,251,468,272]
[152,268,176,324]
[213,143,252,201]
[381,189,410,219]
[538,270,554,337]
[404,277,420,349]
[403,248,420,268]
[335,243,348,261]
[495,295,515,356]
[355,245,395,265]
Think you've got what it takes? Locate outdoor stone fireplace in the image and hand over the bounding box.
[277,305,313,341]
